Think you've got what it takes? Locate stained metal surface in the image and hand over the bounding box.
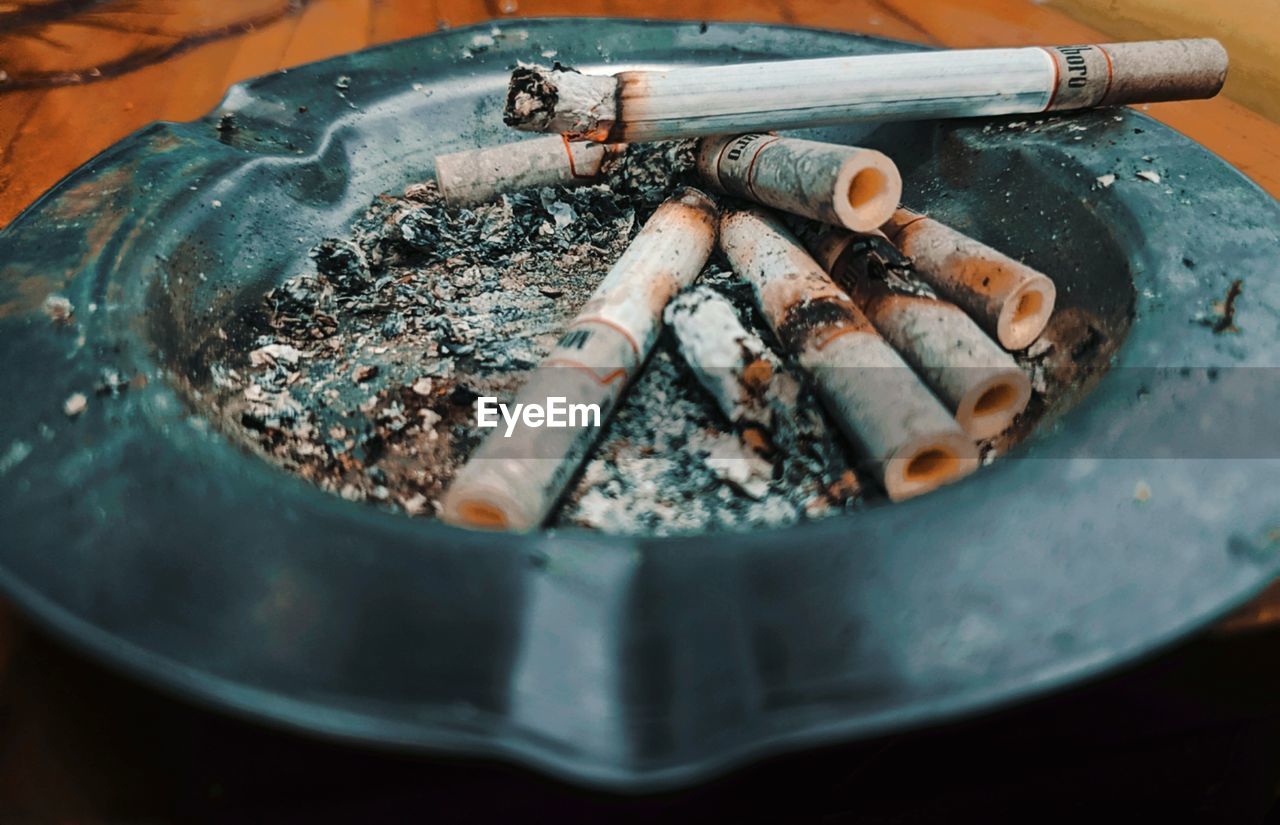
[1,19,1279,790]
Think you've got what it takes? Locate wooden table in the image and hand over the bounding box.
[2,1,1280,817]
[3,0,1280,230]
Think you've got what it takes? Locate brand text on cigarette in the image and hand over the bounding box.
[476,396,602,437]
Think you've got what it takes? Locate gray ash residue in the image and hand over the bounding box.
[201,141,863,532]
[197,139,1098,533]
[561,262,863,533]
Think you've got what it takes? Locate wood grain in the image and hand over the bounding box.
[1,0,1278,226]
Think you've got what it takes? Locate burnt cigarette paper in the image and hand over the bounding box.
[696,134,901,232]
[882,208,1056,351]
[720,208,977,501]
[806,226,1031,440]
[504,39,1227,142]
[441,187,719,531]
[664,285,800,452]
[434,135,621,208]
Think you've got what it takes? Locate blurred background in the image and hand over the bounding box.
[2,1,1280,821]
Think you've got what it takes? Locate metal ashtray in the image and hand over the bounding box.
[1,18,1279,790]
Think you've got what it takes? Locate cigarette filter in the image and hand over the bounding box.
[696,134,901,232]
[808,227,1031,440]
[434,135,622,208]
[664,284,799,451]
[441,187,719,531]
[504,39,1227,141]
[882,208,1056,350]
[720,208,977,501]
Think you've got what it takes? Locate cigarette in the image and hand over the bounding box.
[664,284,798,452]
[805,226,1031,440]
[441,187,719,531]
[882,208,1056,350]
[720,208,977,501]
[434,135,623,208]
[696,134,901,232]
[504,39,1227,141]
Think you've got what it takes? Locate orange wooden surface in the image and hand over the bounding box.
[1,0,1279,229]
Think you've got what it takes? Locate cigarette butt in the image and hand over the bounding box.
[882,209,1056,351]
[696,134,902,232]
[434,135,622,208]
[664,284,799,451]
[504,40,1226,142]
[441,187,719,531]
[720,208,977,501]
[807,227,1031,440]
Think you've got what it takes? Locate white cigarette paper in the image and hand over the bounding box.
[664,285,799,452]
[434,135,622,208]
[441,188,719,531]
[882,208,1056,351]
[807,227,1031,440]
[696,134,902,232]
[720,208,977,501]
[504,39,1227,141]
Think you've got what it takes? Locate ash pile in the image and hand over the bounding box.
[203,142,868,534]
[199,107,1120,535]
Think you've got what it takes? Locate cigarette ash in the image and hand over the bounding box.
[194,137,1110,534]
[198,141,859,533]
[559,265,863,534]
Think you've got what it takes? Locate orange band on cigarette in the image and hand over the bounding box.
[542,358,629,386]
[886,211,929,241]
[568,316,642,357]
[1041,46,1062,112]
[813,325,870,352]
[1099,44,1116,103]
[741,136,781,203]
[714,134,782,202]
[1039,43,1117,112]
[561,134,597,180]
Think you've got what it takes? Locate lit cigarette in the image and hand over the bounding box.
[720,208,977,501]
[504,39,1227,141]
[664,284,798,452]
[806,226,1031,440]
[434,135,624,208]
[882,208,1056,351]
[441,188,719,531]
[696,134,901,232]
